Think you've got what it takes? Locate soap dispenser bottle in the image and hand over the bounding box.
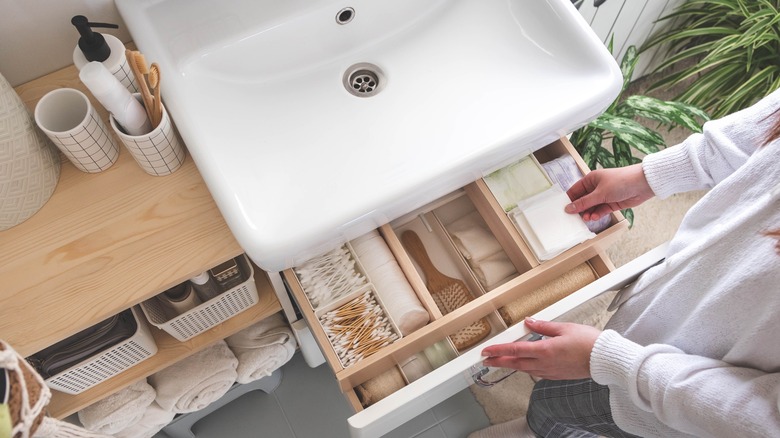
[71,15,137,93]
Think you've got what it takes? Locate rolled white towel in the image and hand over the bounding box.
[448,212,503,261]
[469,252,518,291]
[77,380,155,434]
[225,314,297,384]
[115,402,174,438]
[149,340,238,413]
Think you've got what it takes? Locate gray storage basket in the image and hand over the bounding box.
[44,306,158,395]
[140,255,259,341]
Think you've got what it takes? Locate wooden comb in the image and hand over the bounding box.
[401,230,491,351]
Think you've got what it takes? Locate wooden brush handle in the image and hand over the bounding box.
[401,230,450,286]
[126,50,155,127]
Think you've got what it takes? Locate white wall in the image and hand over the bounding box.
[0,0,130,86]
[578,0,685,79]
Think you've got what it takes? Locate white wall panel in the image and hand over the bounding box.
[577,0,685,79]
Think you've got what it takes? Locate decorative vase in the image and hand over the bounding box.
[0,72,61,231]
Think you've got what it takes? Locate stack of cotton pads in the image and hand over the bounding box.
[350,231,429,335]
[509,186,596,261]
[541,155,611,233]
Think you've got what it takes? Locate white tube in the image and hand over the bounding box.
[79,61,151,135]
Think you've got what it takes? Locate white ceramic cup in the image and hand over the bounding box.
[34,88,119,173]
[110,95,185,176]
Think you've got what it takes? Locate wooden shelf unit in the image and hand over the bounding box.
[1,64,282,418]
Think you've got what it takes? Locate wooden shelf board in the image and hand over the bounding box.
[47,272,282,419]
[1,65,244,357]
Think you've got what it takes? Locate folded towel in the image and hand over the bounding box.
[469,252,517,291]
[225,314,297,384]
[149,341,238,413]
[35,418,114,437]
[114,402,174,438]
[447,212,503,261]
[77,380,156,434]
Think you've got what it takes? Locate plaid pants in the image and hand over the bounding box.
[526,378,641,438]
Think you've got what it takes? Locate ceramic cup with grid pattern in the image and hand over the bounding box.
[110,95,185,176]
[33,88,119,173]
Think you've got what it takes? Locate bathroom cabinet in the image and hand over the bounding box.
[281,138,668,437]
[0,66,282,418]
[1,59,666,437]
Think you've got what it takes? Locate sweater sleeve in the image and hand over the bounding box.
[591,329,780,437]
[641,89,780,199]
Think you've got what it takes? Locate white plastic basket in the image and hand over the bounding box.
[44,306,158,395]
[140,255,258,342]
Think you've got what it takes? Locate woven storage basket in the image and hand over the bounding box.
[140,255,258,341]
[43,306,157,395]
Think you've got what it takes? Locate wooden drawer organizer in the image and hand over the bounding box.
[283,137,628,412]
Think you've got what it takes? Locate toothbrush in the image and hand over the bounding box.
[125,50,156,127]
[148,63,163,127]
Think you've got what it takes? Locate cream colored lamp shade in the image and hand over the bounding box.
[0,72,61,231]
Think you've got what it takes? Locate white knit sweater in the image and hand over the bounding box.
[590,88,780,438]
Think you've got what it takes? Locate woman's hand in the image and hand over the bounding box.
[481,318,601,380]
[565,163,655,221]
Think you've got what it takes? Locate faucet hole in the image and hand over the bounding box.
[336,7,354,25]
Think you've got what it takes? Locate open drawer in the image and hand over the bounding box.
[347,243,668,437]
[282,137,638,436]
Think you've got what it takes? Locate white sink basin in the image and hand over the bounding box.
[116,0,620,271]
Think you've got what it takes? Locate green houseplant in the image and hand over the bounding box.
[644,0,780,118]
[569,43,709,224]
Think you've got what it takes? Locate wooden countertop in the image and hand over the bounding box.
[1,65,246,357]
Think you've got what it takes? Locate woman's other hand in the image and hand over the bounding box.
[480,318,601,380]
[565,163,655,221]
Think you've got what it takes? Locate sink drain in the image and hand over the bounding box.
[343,63,385,98]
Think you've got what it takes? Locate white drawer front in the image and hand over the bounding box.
[347,243,669,437]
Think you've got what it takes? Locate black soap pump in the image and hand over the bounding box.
[71,15,137,92]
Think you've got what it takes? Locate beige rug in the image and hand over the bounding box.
[470,190,705,424]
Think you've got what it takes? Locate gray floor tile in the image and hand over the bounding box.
[431,389,482,422]
[273,353,354,438]
[438,401,491,438]
[160,353,490,438]
[191,391,294,438]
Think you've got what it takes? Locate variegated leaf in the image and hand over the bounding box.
[589,114,665,154]
[622,96,705,133]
